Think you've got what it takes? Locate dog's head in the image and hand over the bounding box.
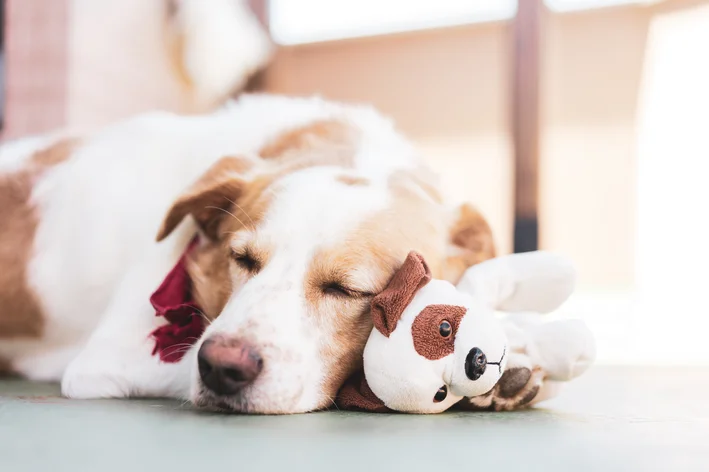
[156,131,497,413]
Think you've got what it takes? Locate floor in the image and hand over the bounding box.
[1,366,706,472]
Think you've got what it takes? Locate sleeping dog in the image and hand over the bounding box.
[0,94,539,413]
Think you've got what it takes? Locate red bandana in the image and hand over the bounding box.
[149,237,206,363]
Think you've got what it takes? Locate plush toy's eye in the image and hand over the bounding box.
[433,385,448,403]
[438,320,452,338]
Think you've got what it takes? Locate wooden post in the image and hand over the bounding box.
[244,0,270,93]
[512,0,543,253]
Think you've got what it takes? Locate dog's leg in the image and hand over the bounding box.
[61,243,196,400]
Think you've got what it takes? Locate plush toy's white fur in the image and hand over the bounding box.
[363,251,594,413]
[498,313,596,405]
[363,277,508,414]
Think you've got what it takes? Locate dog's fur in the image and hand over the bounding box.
[0,94,497,413]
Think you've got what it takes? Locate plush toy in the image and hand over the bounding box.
[455,312,596,411]
[336,250,595,413]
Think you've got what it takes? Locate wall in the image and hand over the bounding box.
[264,23,515,255]
[67,0,191,132]
[263,5,658,293]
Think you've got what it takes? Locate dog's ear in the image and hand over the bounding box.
[371,251,432,337]
[156,156,254,242]
[442,203,497,283]
[335,371,391,413]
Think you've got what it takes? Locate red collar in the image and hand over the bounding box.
[149,237,206,363]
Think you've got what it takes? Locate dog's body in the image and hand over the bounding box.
[0,94,502,413]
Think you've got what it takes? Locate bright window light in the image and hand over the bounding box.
[545,0,660,12]
[269,0,518,45]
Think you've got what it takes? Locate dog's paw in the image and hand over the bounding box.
[61,357,131,399]
[455,366,545,412]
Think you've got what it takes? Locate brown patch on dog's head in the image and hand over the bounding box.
[181,169,278,320]
[0,138,78,340]
[371,252,432,338]
[411,304,467,360]
[312,175,495,403]
[309,178,450,402]
[305,241,399,401]
[259,119,359,170]
[387,171,496,283]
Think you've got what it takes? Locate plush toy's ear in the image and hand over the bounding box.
[335,371,392,413]
[456,251,576,314]
[371,251,432,337]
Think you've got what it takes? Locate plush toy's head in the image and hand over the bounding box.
[359,252,508,413]
[337,250,577,414]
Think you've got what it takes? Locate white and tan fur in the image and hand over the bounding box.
[0,94,497,413]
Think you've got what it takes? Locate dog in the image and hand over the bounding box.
[0,94,536,413]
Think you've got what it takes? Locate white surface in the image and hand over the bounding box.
[269,0,517,45]
[546,0,660,12]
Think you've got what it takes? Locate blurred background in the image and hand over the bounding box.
[2,0,708,366]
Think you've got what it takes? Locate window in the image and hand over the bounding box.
[269,0,517,45]
[269,0,659,45]
[546,0,659,12]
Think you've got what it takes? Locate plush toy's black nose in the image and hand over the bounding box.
[465,347,487,380]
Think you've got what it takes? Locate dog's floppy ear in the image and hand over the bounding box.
[335,371,391,413]
[371,251,432,337]
[443,203,497,283]
[156,156,254,242]
[457,251,576,314]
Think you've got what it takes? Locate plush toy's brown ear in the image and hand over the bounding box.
[335,371,392,413]
[156,156,254,242]
[371,251,432,337]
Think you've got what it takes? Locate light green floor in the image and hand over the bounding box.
[1,366,707,472]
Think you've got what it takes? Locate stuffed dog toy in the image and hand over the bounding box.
[336,250,594,413]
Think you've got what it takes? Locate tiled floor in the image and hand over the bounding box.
[1,366,707,472]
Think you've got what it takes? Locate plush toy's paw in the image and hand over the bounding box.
[455,366,545,411]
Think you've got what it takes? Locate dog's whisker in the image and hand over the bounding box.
[224,197,256,230]
[204,205,254,231]
[192,307,213,326]
[324,393,340,411]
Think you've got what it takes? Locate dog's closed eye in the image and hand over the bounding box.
[322,282,373,299]
[231,249,261,273]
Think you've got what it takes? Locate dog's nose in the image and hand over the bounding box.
[465,347,487,380]
[197,336,263,396]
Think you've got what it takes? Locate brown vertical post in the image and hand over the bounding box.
[243,0,271,93]
[512,0,543,253]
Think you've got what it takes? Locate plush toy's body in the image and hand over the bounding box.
[337,250,595,414]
